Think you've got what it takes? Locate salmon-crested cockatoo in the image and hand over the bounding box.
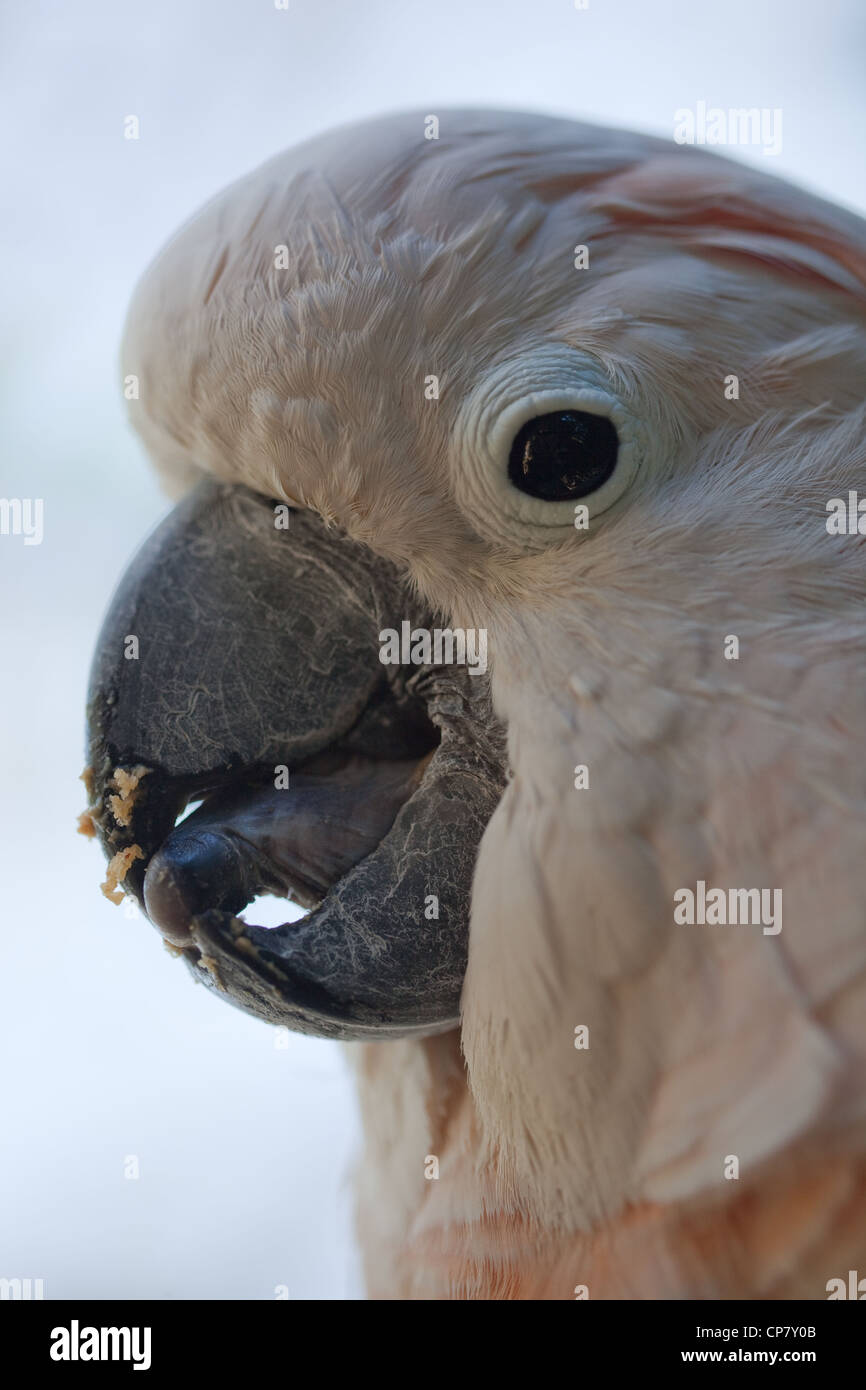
[83,110,866,1300]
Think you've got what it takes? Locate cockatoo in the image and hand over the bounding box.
[83,110,866,1300]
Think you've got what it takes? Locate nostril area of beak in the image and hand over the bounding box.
[143,830,255,947]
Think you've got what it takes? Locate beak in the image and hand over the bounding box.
[84,481,506,1040]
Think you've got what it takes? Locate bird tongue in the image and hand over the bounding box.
[143,750,430,947]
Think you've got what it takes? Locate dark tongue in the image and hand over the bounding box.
[143,752,429,946]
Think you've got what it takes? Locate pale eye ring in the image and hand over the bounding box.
[451,346,654,549]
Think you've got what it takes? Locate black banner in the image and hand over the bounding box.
[3,1299,861,1373]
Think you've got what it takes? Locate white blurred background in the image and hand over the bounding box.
[1,0,864,1301]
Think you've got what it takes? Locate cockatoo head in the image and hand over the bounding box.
[86,111,866,1083]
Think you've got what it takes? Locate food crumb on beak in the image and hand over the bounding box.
[77,766,99,837]
[101,845,145,905]
[77,762,151,844]
[199,954,226,990]
[107,764,150,828]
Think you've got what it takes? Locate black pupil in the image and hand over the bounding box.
[508,410,619,501]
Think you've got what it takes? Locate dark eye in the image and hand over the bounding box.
[508,410,619,501]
